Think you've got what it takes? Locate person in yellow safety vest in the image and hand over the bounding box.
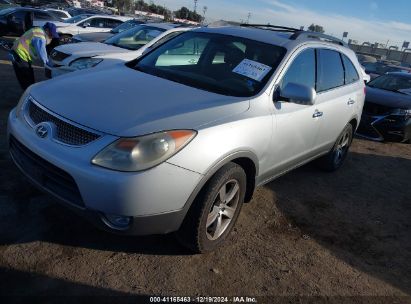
[9,22,59,90]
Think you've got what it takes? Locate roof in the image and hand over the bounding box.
[195,24,351,51]
[84,15,132,22]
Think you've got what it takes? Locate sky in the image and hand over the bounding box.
[152,0,411,47]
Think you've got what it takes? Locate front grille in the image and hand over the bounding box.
[9,136,84,208]
[50,50,70,62]
[363,102,393,115]
[27,100,100,146]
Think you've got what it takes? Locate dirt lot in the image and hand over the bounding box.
[0,48,411,303]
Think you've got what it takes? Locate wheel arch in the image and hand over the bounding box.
[180,151,259,223]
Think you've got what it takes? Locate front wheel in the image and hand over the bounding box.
[176,163,246,253]
[316,123,353,171]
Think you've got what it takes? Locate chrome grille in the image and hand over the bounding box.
[50,50,70,62]
[27,100,100,146]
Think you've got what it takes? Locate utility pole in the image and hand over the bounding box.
[194,0,198,13]
[246,12,251,24]
[202,6,207,24]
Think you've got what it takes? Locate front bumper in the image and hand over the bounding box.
[357,113,411,142]
[7,107,203,235]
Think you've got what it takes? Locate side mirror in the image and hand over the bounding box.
[82,23,90,28]
[277,82,316,105]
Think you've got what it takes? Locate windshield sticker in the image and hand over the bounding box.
[232,59,272,82]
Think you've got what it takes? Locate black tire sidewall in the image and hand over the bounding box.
[196,164,247,252]
[330,123,353,169]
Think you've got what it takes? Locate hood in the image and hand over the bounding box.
[55,42,129,58]
[29,66,249,137]
[74,32,114,42]
[366,86,411,109]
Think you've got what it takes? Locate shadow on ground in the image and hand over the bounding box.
[265,151,411,295]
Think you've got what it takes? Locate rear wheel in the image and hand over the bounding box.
[317,123,353,171]
[176,163,246,253]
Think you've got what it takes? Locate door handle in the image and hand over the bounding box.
[347,99,355,105]
[312,110,323,118]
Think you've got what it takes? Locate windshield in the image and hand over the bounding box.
[111,20,143,34]
[133,32,286,97]
[368,74,411,95]
[64,14,89,24]
[105,25,165,50]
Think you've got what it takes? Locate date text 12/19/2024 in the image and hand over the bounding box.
[150,296,258,303]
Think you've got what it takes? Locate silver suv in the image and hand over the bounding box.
[7,25,365,252]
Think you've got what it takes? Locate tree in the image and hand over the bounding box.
[174,6,203,22]
[114,0,133,14]
[308,24,325,33]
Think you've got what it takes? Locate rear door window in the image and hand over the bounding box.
[317,49,345,92]
[89,18,107,28]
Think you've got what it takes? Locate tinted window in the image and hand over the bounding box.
[105,25,165,50]
[34,11,52,21]
[49,10,68,19]
[104,18,122,28]
[368,74,411,94]
[317,49,344,92]
[280,48,315,91]
[342,55,359,84]
[8,10,26,21]
[89,18,107,28]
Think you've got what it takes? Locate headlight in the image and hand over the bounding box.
[69,57,103,70]
[392,108,411,116]
[92,130,197,171]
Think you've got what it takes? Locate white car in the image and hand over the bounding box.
[9,25,365,252]
[56,14,132,43]
[44,8,72,20]
[46,23,191,78]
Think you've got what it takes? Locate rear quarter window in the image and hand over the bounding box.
[342,54,360,84]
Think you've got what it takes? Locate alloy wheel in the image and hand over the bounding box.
[206,179,240,241]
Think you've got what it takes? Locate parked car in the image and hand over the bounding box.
[71,18,145,43]
[362,61,411,80]
[0,7,63,36]
[0,0,18,9]
[357,72,411,142]
[7,25,365,252]
[56,14,131,43]
[357,54,377,64]
[46,23,188,78]
[44,8,71,20]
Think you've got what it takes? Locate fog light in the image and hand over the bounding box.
[101,213,132,230]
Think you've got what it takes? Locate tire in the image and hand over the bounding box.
[316,123,353,172]
[176,163,247,253]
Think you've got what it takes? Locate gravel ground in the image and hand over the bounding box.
[0,48,410,303]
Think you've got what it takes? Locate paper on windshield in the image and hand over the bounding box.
[232,59,272,82]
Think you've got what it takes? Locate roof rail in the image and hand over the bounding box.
[240,24,300,32]
[290,31,348,46]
